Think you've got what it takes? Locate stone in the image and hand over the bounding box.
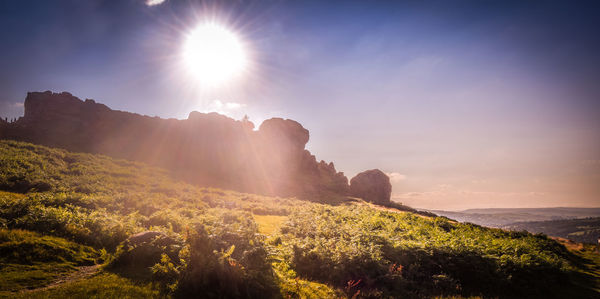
[349,169,392,205]
[126,231,172,246]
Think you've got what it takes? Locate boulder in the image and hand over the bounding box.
[125,231,175,247]
[349,169,392,205]
[258,117,309,151]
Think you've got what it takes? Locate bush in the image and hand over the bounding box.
[174,212,278,298]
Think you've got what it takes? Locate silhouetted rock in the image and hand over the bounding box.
[1,91,349,199]
[349,169,392,204]
[126,231,174,247]
[0,117,7,133]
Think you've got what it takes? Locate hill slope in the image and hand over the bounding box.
[0,140,598,298]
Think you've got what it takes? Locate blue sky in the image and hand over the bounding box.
[1,0,599,209]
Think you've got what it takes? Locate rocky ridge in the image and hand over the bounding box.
[1,91,390,202]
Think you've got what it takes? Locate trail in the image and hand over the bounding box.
[20,265,101,294]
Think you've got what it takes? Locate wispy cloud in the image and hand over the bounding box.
[386,172,407,182]
[199,100,247,118]
[392,185,548,210]
[145,0,166,6]
[207,100,246,112]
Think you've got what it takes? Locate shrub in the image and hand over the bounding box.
[174,222,278,298]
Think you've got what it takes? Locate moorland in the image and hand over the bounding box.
[0,140,599,298]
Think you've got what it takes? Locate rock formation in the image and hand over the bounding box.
[0,91,349,199]
[349,169,392,204]
[126,231,176,247]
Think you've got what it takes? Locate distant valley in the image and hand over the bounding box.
[505,217,600,244]
[427,207,600,243]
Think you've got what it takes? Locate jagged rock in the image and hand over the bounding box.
[258,118,309,149]
[1,91,350,200]
[126,231,175,247]
[349,169,392,204]
[0,117,7,134]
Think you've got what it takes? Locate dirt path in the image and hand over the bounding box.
[20,264,101,294]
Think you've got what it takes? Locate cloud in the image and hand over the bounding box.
[207,100,246,112]
[386,172,407,182]
[392,187,548,211]
[225,102,244,109]
[12,102,24,107]
[145,0,166,6]
[199,100,247,118]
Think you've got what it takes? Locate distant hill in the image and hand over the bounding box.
[504,217,600,244]
[0,91,348,199]
[462,207,600,218]
[427,207,600,228]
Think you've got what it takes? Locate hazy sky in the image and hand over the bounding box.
[1,0,599,210]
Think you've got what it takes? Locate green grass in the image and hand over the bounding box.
[0,229,99,294]
[568,242,600,293]
[16,273,158,298]
[271,205,600,298]
[0,263,73,294]
[254,215,287,235]
[0,140,598,298]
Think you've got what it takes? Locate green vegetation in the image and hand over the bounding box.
[254,215,287,235]
[18,273,159,298]
[0,229,98,295]
[0,140,598,298]
[272,206,591,298]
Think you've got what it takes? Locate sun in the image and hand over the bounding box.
[183,23,247,86]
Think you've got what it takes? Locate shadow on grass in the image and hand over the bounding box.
[293,240,599,299]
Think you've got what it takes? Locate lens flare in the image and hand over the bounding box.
[183,23,247,86]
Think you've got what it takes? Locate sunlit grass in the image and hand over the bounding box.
[254,215,287,235]
[0,263,73,293]
[17,273,158,298]
[0,229,99,294]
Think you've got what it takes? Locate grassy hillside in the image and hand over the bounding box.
[0,140,598,298]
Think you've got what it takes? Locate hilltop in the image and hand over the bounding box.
[0,140,598,298]
[0,91,348,199]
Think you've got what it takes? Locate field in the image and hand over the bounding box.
[0,140,599,298]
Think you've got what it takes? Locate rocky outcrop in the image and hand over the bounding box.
[0,117,7,132]
[1,91,349,199]
[349,169,391,204]
[125,231,174,247]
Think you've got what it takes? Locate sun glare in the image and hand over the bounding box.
[183,23,247,86]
